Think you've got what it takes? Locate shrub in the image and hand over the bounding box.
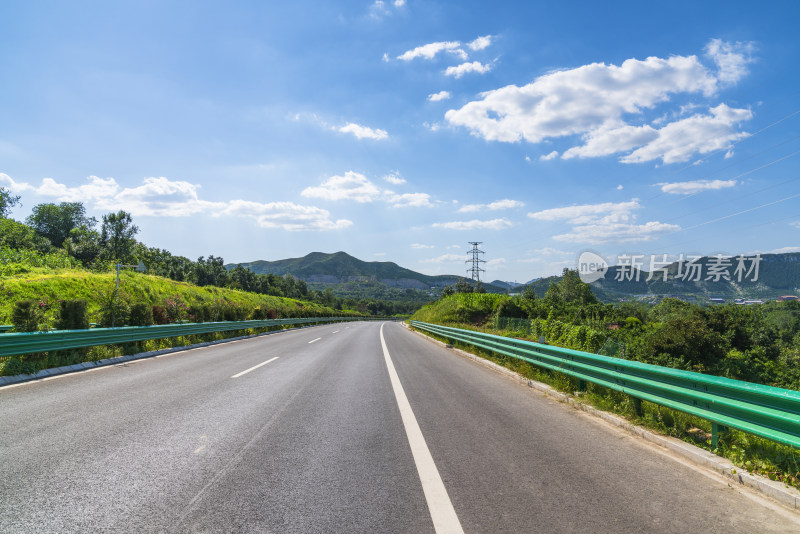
[152,305,168,325]
[129,303,154,326]
[55,299,89,330]
[12,300,42,332]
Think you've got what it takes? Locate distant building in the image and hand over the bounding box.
[744,299,763,305]
[709,298,725,304]
[778,295,800,302]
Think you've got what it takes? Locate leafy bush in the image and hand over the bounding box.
[152,305,168,325]
[12,300,43,332]
[129,303,154,326]
[55,299,89,330]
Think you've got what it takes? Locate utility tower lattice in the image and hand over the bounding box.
[466,242,486,282]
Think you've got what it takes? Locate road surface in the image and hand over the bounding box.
[1,321,797,533]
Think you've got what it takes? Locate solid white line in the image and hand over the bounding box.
[332,330,340,333]
[380,323,464,534]
[230,356,279,378]
[308,337,322,344]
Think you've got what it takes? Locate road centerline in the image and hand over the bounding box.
[379,323,464,534]
[308,337,322,344]
[230,356,279,379]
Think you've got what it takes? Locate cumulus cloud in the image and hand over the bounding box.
[411,243,435,249]
[301,171,382,203]
[428,91,452,102]
[540,151,559,161]
[705,39,755,84]
[383,173,406,185]
[658,179,737,195]
[2,174,349,231]
[620,104,751,164]
[528,199,678,244]
[303,171,434,208]
[432,218,513,230]
[338,122,389,140]
[445,61,492,78]
[468,35,492,51]
[458,199,524,213]
[445,40,754,164]
[386,192,434,208]
[397,41,462,61]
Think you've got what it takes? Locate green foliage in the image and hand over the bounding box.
[26,202,95,249]
[100,210,138,263]
[164,295,189,324]
[96,287,131,327]
[0,186,21,218]
[0,218,52,252]
[129,303,154,326]
[55,299,89,330]
[151,305,168,325]
[12,300,44,332]
[0,245,79,275]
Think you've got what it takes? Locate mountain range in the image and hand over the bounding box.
[227,251,800,303]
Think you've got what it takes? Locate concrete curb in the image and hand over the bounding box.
[403,322,800,510]
[0,324,318,388]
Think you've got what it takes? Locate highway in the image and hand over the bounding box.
[1,321,798,533]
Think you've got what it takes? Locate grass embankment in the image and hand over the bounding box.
[0,266,354,376]
[410,294,800,491]
[0,267,331,323]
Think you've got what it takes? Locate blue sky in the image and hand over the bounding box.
[2,1,799,283]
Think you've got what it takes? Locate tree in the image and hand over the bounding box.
[545,268,597,306]
[63,226,103,266]
[100,210,139,263]
[26,202,95,248]
[194,255,227,286]
[454,279,474,294]
[0,187,20,218]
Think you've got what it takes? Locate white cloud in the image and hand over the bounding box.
[620,104,751,164]
[658,179,737,195]
[766,246,800,254]
[411,243,435,249]
[339,122,389,140]
[540,151,559,161]
[448,48,469,61]
[445,61,492,78]
[432,218,513,230]
[428,91,452,102]
[458,199,524,212]
[528,199,678,244]
[445,40,753,164]
[421,253,465,264]
[468,35,492,51]
[386,192,434,208]
[301,171,382,203]
[394,0,406,6]
[3,174,349,231]
[218,200,352,231]
[706,39,755,84]
[383,173,406,185]
[397,41,462,61]
[303,171,434,208]
[486,258,506,269]
[617,185,624,190]
[552,221,680,243]
[790,221,800,229]
[528,200,641,224]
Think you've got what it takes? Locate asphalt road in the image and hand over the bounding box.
[1,321,798,533]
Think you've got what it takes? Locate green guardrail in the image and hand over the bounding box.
[410,320,800,449]
[0,317,359,358]
[0,325,13,334]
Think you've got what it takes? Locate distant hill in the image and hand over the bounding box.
[227,251,506,292]
[523,252,800,302]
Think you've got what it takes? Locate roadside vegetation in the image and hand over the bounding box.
[412,270,800,489]
[0,188,363,376]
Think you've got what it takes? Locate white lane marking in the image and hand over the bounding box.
[380,323,464,534]
[332,330,340,333]
[230,356,279,378]
[308,337,322,344]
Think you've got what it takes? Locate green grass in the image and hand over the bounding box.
[0,267,338,326]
